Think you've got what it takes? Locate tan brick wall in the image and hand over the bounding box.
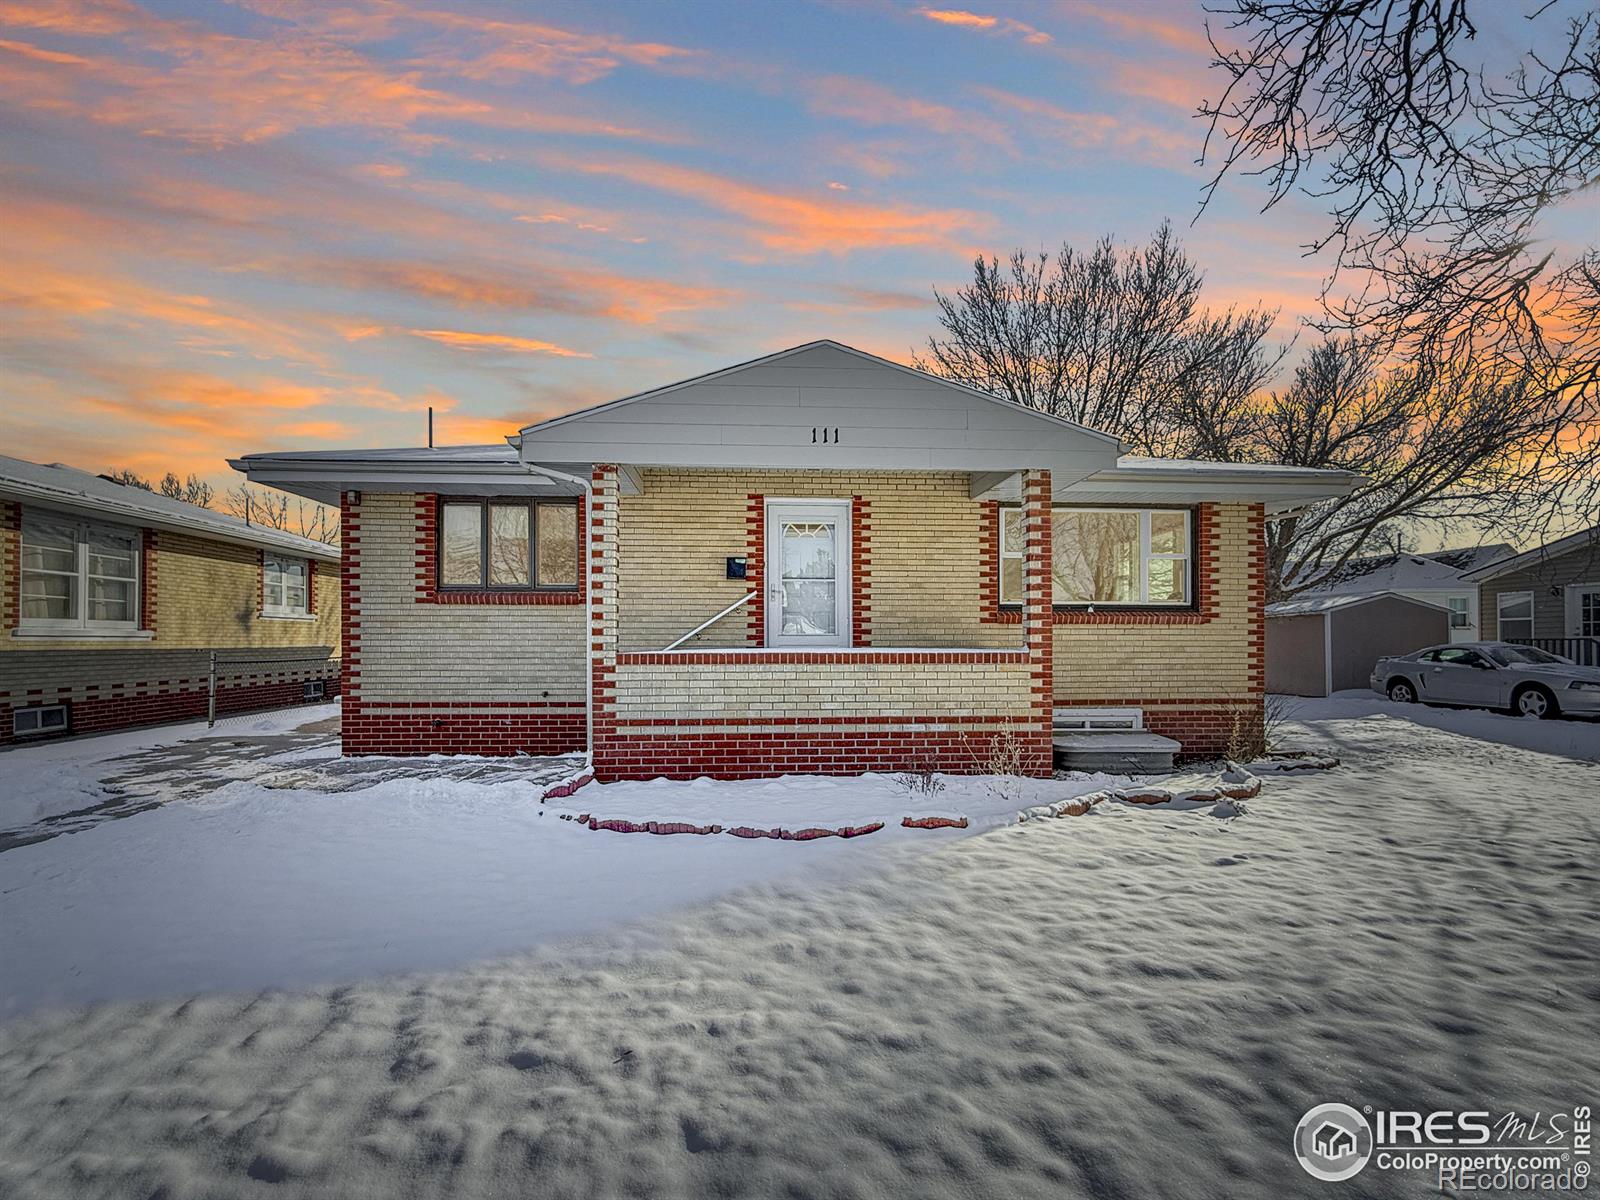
[350,493,584,703]
[609,655,1034,728]
[617,469,1014,652]
[1051,503,1261,701]
[2,502,339,654]
[153,534,340,651]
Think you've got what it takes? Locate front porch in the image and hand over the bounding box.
[588,466,1059,780]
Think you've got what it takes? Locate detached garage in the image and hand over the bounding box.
[1266,592,1450,697]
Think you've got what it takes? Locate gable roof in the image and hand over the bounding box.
[1300,543,1510,595]
[510,340,1125,481]
[0,455,338,561]
[1266,591,1451,617]
[1464,523,1600,582]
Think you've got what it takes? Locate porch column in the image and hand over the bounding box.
[589,463,619,776]
[1022,468,1054,776]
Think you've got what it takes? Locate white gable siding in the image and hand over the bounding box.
[516,342,1120,479]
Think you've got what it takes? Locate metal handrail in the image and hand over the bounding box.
[660,592,757,652]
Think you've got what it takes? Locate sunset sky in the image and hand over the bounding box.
[0,0,1467,492]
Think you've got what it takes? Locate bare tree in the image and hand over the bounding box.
[1234,336,1567,596]
[104,468,154,491]
[157,471,216,508]
[916,222,1285,454]
[1199,0,1600,530]
[224,485,339,545]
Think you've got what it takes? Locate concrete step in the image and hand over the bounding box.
[1052,730,1180,773]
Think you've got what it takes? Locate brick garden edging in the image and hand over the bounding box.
[548,756,1341,839]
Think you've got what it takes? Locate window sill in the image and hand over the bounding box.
[258,611,317,621]
[12,627,155,641]
[422,590,583,605]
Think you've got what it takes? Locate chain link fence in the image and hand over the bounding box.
[205,649,339,728]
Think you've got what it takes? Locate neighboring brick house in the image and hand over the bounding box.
[1,456,340,743]
[232,341,1359,779]
[1467,523,1600,665]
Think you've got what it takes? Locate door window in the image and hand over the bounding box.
[766,502,849,646]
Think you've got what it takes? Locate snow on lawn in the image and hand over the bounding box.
[0,703,342,831]
[0,708,1596,1198]
[0,712,1129,1015]
[1286,689,1600,761]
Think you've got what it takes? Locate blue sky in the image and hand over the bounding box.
[0,0,1470,488]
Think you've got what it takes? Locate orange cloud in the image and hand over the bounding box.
[971,86,1191,157]
[408,329,593,357]
[915,8,1052,45]
[556,156,986,254]
[1071,3,1212,57]
[805,75,1014,149]
[0,7,669,147]
[300,257,733,325]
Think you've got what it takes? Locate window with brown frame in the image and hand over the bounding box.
[438,498,579,590]
[998,505,1196,607]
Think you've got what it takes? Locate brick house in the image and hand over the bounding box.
[232,342,1359,779]
[1,456,340,743]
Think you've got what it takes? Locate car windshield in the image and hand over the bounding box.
[1486,646,1569,666]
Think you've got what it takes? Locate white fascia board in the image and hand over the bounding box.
[229,458,581,507]
[0,482,338,562]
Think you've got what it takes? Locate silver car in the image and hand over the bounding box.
[1371,641,1600,719]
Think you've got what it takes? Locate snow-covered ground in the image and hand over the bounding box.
[0,706,1126,1014]
[0,700,1595,1198]
[1295,688,1600,761]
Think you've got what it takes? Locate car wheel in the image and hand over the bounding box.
[1512,684,1559,720]
[1387,679,1417,704]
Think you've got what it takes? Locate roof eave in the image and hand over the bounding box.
[0,480,338,562]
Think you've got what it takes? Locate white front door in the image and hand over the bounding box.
[766,500,850,648]
[1567,583,1600,637]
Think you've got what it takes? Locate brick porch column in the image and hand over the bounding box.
[1022,468,1054,776]
[589,464,620,777]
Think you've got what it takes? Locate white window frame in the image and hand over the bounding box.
[262,553,311,618]
[1496,590,1535,641]
[1565,582,1600,638]
[13,703,69,737]
[999,506,1193,607]
[765,499,851,648]
[1445,595,1472,629]
[19,513,140,635]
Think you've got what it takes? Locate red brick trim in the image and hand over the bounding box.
[4,675,341,744]
[983,502,1221,625]
[745,493,764,644]
[341,699,584,756]
[592,724,1026,781]
[139,528,159,635]
[306,555,316,616]
[851,494,871,646]
[1020,469,1054,777]
[617,649,1028,666]
[1246,502,1266,695]
[340,491,361,708]
[612,713,1034,729]
[412,493,586,604]
[257,547,265,615]
[4,499,22,633]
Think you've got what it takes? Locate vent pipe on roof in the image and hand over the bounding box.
[428,406,434,449]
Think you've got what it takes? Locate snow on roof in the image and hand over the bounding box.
[1302,548,1493,595]
[1463,523,1600,581]
[235,444,519,464]
[1267,591,1451,617]
[1112,456,1357,480]
[0,455,338,560]
[1423,543,1513,574]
